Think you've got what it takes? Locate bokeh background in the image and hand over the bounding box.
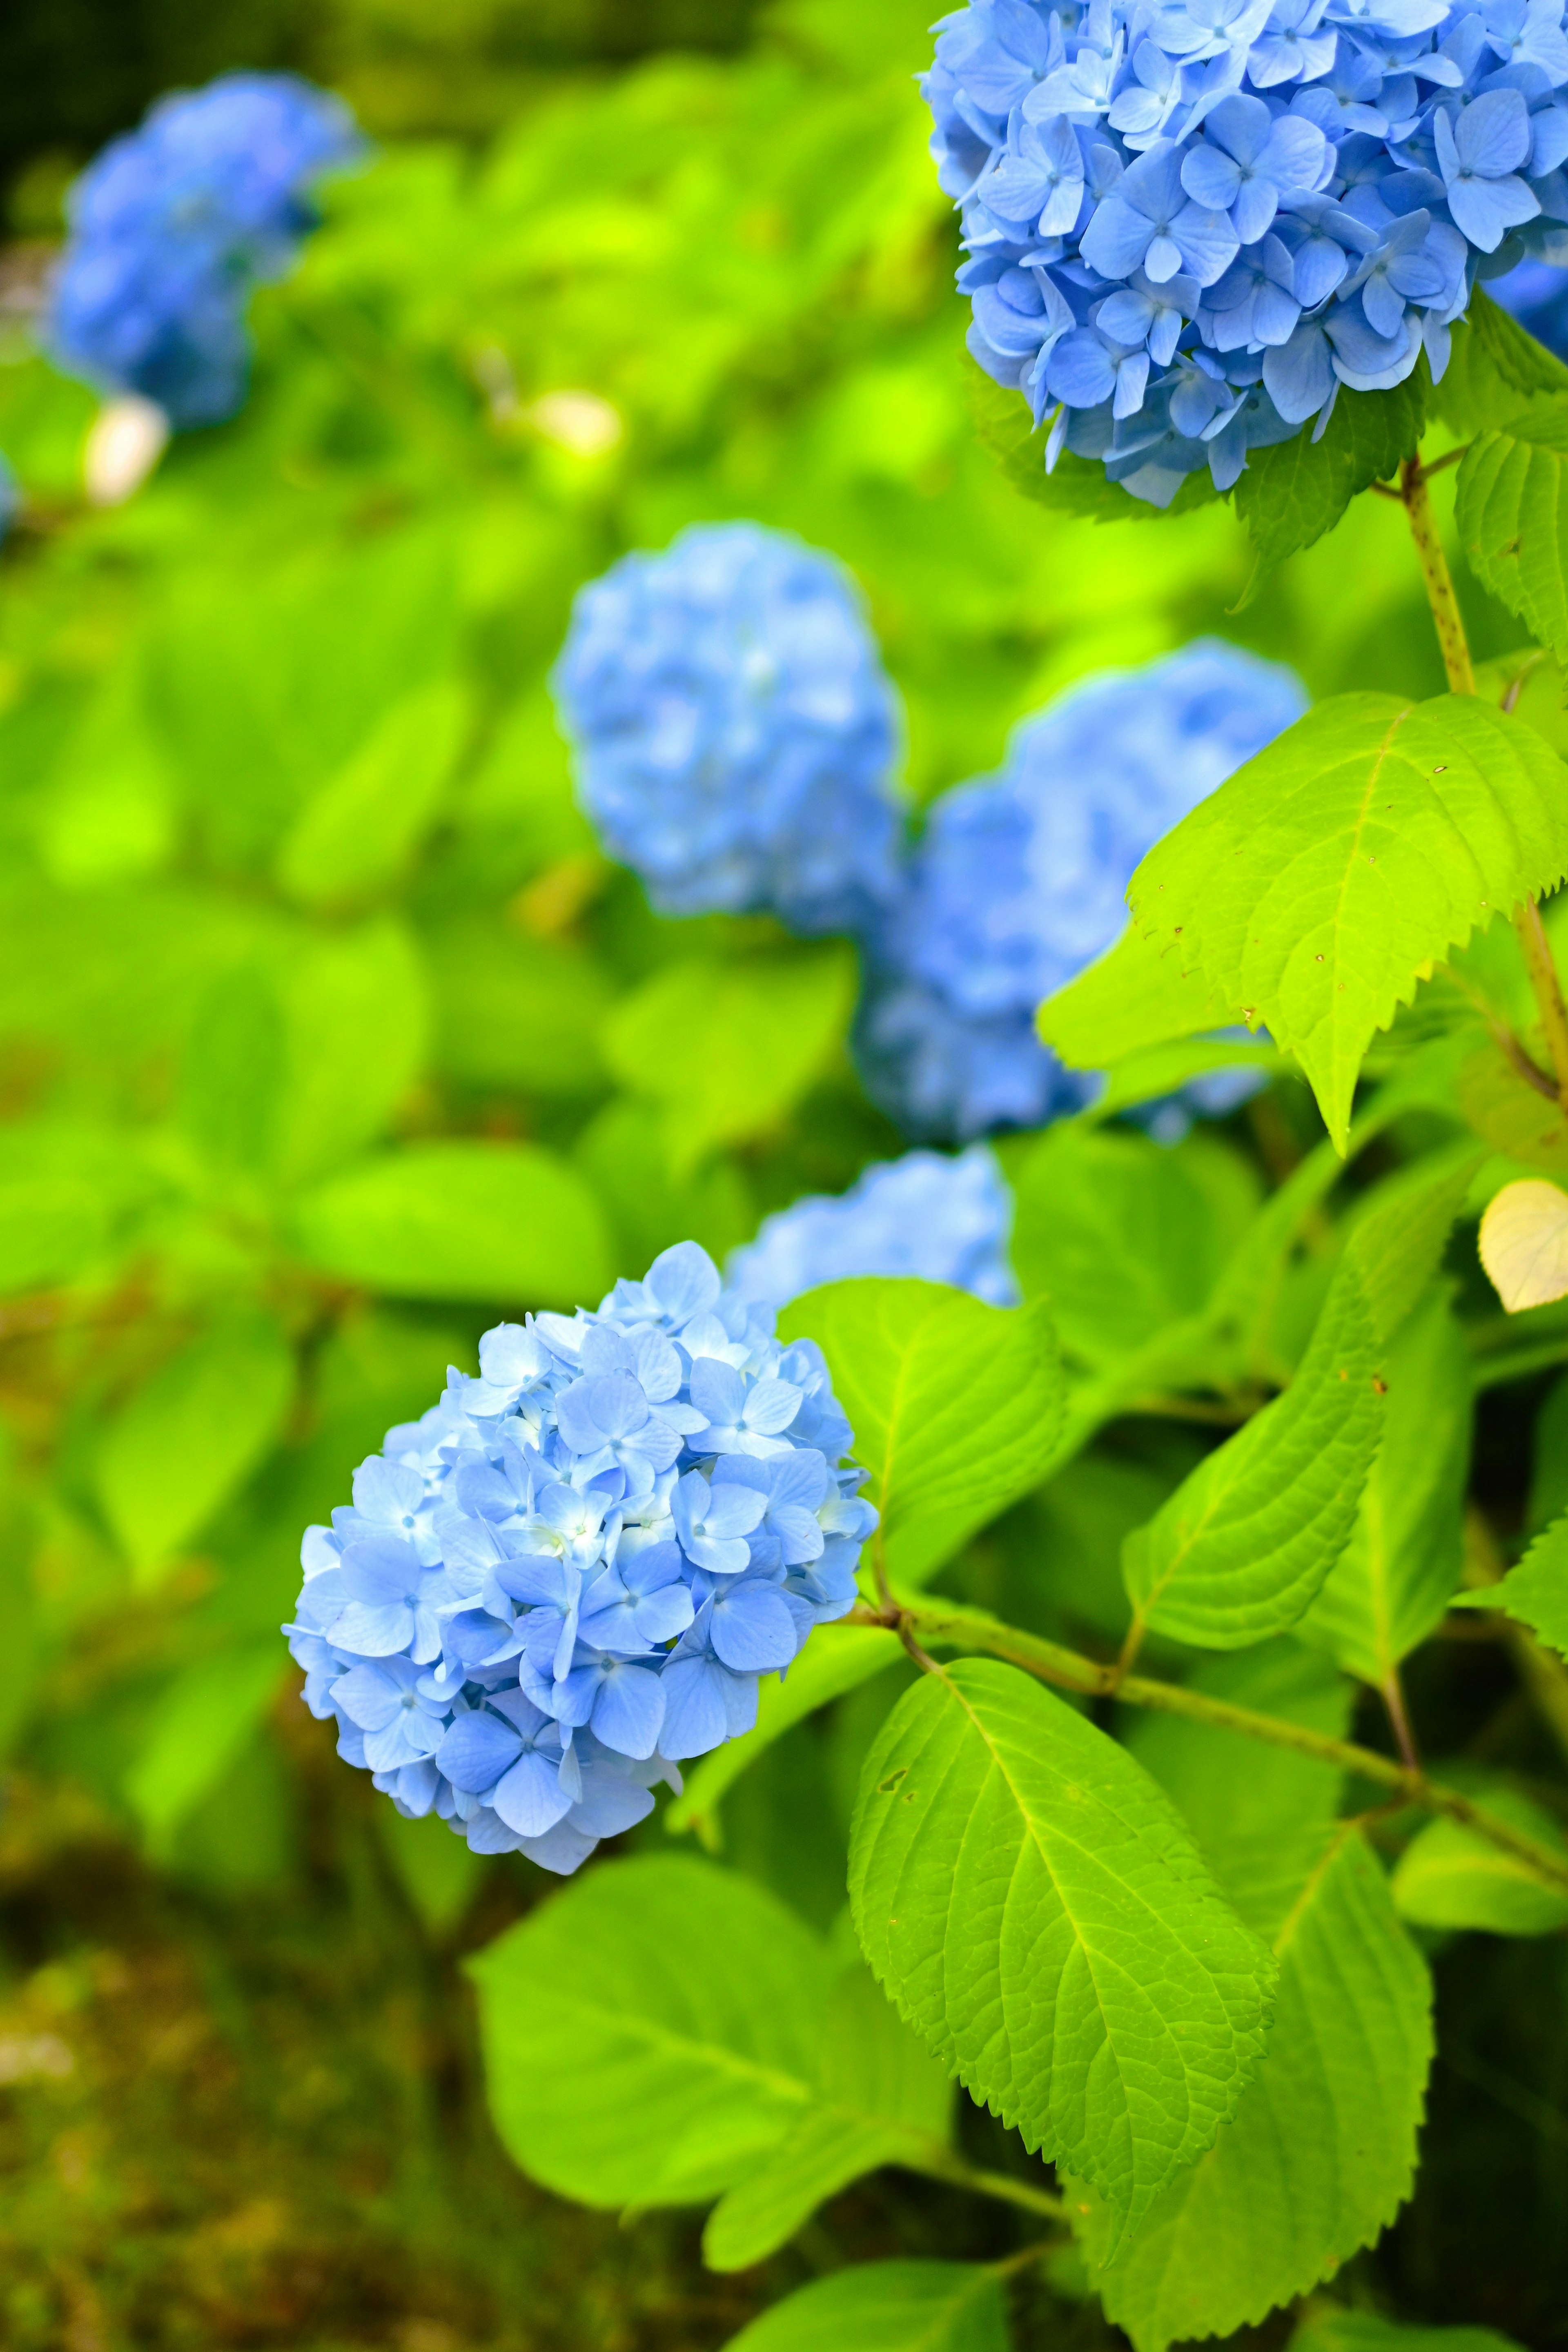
[2,3,1563,2348]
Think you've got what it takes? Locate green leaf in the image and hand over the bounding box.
[97,1312,295,1580]
[1123,1641,1351,1879]
[292,1140,612,1307]
[1392,1787,1568,1936]
[1115,694,1568,1150]
[1436,283,1568,437]
[376,1806,490,1935]
[1334,1142,1486,1346]
[849,1658,1276,2254]
[703,1967,953,2271]
[968,355,1217,521]
[722,2260,1010,2352]
[1299,1288,1470,1685]
[777,1280,1064,1589]
[1010,1125,1239,1371]
[1455,398,1568,664]
[468,1855,827,2207]
[179,965,285,1174]
[1121,1265,1384,1648]
[1074,1825,1433,2352]
[425,918,613,1096]
[1037,920,1236,1075]
[275,679,469,906]
[1458,1512,1568,1657]
[1234,377,1427,578]
[272,918,432,1185]
[123,1643,287,1852]
[603,950,856,1174]
[1085,1036,1284,1121]
[0,1120,160,1296]
[1292,2308,1524,2352]
[666,1624,902,1842]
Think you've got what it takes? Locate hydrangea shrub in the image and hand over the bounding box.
[285,1243,875,1873]
[51,72,360,428]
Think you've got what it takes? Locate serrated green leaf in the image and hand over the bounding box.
[468,1855,827,2207]
[849,1658,1276,2254]
[1110,694,1568,1149]
[723,2260,1010,2352]
[1036,918,1237,1074]
[1073,1825,1433,2352]
[1335,1143,1487,1345]
[1292,2309,1523,2352]
[1392,1787,1568,1936]
[1122,1266,1384,1649]
[777,1280,1063,1589]
[292,1139,612,1307]
[666,1624,901,1841]
[96,1311,295,1580]
[1456,398,1568,664]
[1436,284,1568,437]
[704,1967,953,2270]
[1299,1289,1470,1685]
[1009,1126,1236,1371]
[1123,1641,1351,1878]
[123,1643,286,1852]
[604,950,855,1175]
[1234,377,1426,578]
[1458,1511,1568,1656]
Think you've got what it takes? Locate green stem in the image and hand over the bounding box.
[913,2146,1065,2223]
[1401,453,1568,1102]
[846,1600,1568,1899]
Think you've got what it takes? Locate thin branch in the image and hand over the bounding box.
[1369,480,1404,499]
[1414,441,1471,482]
[1381,1670,1421,1771]
[913,2146,1065,2223]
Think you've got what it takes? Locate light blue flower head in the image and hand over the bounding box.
[728,1145,1019,1307]
[50,72,361,428]
[855,638,1306,1138]
[284,1243,875,1876]
[551,522,906,933]
[927,0,1568,502]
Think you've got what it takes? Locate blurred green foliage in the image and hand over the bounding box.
[0,2,1563,2345]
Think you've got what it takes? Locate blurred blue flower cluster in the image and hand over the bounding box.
[1491,250,1568,347]
[926,0,1568,503]
[856,639,1306,1137]
[285,1243,874,1873]
[551,523,906,933]
[728,1144,1018,1306]
[51,72,360,430]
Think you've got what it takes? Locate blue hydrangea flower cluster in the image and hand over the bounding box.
[927,0,1568,503]
[1491,249,1568,346]
[551,523,906,934]
[727,1145,1019,1307]
[51,72,361,430]
[284,1243,875,1875]
[855,639,1306,1138]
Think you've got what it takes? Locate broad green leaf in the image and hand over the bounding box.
[1457,1036,1568,1174]
[1436,283,1568,437]
[1112,695,1568,1149]
[1300,1289,1470,1685]
[703,1966,953,2271]
[1392,1788,1568,1936]
[1121,1266,1383,1648]
[850,1659,1276,2254]
[667,1624,901,1842]
[468,1855,827,2206]
[276,679,470,907]
[123,1643,287,1851]
[1456,398,1568,664]
[97,1312,295,1580]
[1123,1641,1351,1877]
[1074,1825,1433,2352]
[1234,378,1426,577]
[1292,2310,1523,2352]
[1009,1126,1237,1370]
[292,1140,612,1307]
[273,918,431,1185]
[376,1806,490,1935]
[778,1280,1064,1589]
[425,917,613,1095]
[603,950,855,1174]
[1335,1142,1486,1346]
[179,965,285,1174]
[1479,1177,1568,1310]
[1458,1512,1568,1657]
[0,1120,160,1296]
[723,2260,1010,2352]
[1037,919,1236,1075]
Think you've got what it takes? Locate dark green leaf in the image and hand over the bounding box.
[1234,376,1427,578]
[722,2261,1010,2352]
[1455,397,1568,664]
[1436,285,1568,437]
